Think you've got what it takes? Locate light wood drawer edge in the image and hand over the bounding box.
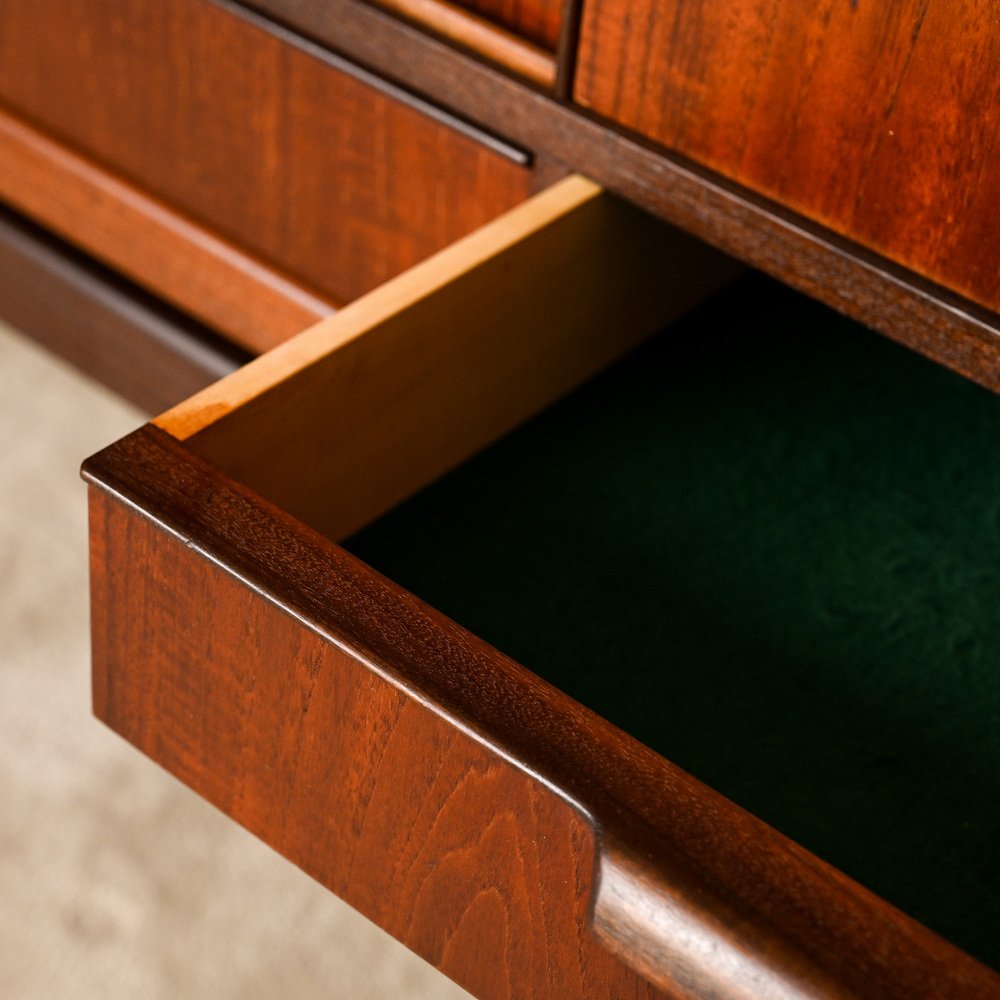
[156,176,733,541]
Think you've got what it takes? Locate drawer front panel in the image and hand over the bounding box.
[87,475,661,1000]
[85,420,1000,1000]
[0,0,534,313]
[574,0,1000,315]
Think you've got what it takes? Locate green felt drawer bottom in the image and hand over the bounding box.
[345,274,1000,968]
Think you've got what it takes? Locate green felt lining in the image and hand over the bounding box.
[345,275,1000,968]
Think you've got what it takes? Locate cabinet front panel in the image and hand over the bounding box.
[0,0,534,312]
[575,0,1000,315]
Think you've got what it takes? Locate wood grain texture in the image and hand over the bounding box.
[83,425,1000,999]
[0,0,535,312]
[575,0,1000,316]
[371,0,556,86]
[241,0,1000,392]
[454,0,563,50]
[154,177,739,540]
[0,206,247,414]
[0,108,333,354]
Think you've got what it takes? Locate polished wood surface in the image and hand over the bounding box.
[372,0,556,86]
[0,207,247,414]
[0,108,333,354]
[0,0,535,312]
[157,176,738,539]
[248,0,1000,393]
[84,425,1000,998]
[575,0,1000,317]
[63,0,1000,992]
[455,0,563,50]
[86,469,657,1000]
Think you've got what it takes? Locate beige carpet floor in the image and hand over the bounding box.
[0,320,470,999]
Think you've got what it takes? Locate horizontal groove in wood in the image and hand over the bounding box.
[243,0,1000,393]
[154,176,739,542]
[450,0,563,51]
[371,0,556,87]
[0,106,335,354]
[0,206,248,413]
[213,0,532,163]
[82,425,1000,999]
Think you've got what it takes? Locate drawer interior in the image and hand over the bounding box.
[343,273,1000,969]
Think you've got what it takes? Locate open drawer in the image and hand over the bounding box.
[83,177,1000,999]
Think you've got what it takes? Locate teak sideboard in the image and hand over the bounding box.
[1,1,998,997]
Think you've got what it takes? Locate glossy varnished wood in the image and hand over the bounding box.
[0,206,247,414]
[0,107,333,353]
[370,0,556,86]
[86,464,646,1000]
[574,0,1000,316]
[83,425,1000,998]
[241,0,1000,391]
[454,0,563,50]
[0,0,535,312]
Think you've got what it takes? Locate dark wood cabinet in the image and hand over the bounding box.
[1,0,998,995]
